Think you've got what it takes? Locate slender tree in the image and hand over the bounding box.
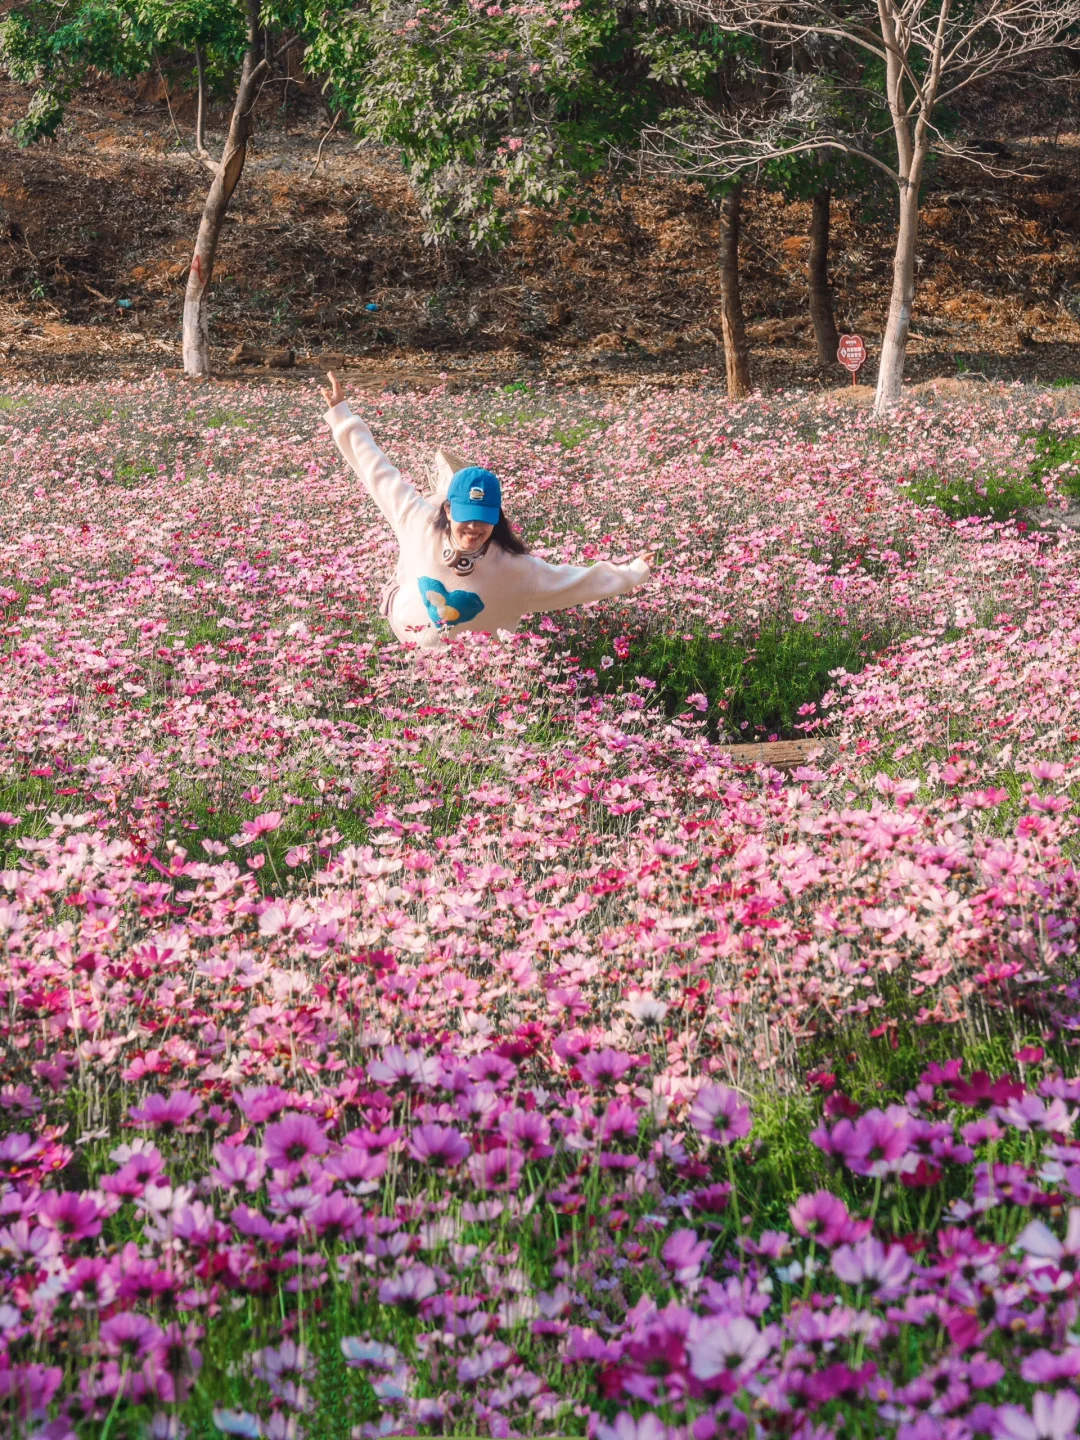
[181,0,266,375]
[666,0,1080,410]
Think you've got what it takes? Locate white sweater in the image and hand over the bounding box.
[325,402,650,649]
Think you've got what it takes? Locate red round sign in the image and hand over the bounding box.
[838,334,867,372]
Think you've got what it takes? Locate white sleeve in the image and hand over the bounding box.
[524,555,651,614]
[325,402,432,535]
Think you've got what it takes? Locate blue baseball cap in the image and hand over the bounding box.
[448,466,501,525]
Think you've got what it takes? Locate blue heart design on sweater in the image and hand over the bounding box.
[417,577,485,628]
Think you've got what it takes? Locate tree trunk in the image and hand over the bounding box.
[718,182,751,399]
[874,177,921,413]
[182,1,268,377]
[808,187,840,369]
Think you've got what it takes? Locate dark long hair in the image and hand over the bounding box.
[432,503,528,555]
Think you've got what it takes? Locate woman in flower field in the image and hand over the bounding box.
[2,375,1080,1438]
[320,372,653,647]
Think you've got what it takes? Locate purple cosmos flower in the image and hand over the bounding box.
[234,1084,289,1124]
[467,1147,524,1191]
[831,1236,913,1299]
[1020,1350,1080,1384]
[687,1314,778,1385]
[688,1084,752,1145]
[596,1417,671,1440]
[407,1124,471,1168]
[341,1338,398,1370]
[129,1090,201,1134]
[499,1108,554,1158]
[1016,1208,1080,1272]
[263,1112,328,1171]
[307,1192,365,1242]
[0,1363,63,1420]
[994,1393,1080,1440]
[99,1312,166,1360]
[378,1264,437,1310]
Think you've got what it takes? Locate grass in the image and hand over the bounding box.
[900,467,1048,521]
[572,616,892,740]
[902,427,1080,521]
[1028,428,1080,498]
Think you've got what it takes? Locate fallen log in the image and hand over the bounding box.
[721,738,831,772]
[227,341,295,368]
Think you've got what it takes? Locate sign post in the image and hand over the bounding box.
[837,334,867,386]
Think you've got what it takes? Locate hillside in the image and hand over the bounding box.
[1,72,1079,389]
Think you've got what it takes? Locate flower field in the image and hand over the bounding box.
[2,375,1080,1440]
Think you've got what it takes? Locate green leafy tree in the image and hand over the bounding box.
[0,0,334,375]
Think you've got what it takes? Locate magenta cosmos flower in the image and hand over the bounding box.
[789,1191,855,1247]
[263,1112,328,1171]
[689,1084,752,1145]
[129,1091,201,1135]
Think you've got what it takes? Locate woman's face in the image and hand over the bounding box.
[445,504,494,552]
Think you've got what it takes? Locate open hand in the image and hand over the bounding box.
[319,370,346,410]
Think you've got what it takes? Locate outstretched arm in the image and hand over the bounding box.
[319,372,431,535]
[525,552,653,614]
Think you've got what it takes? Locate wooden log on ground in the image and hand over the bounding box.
[721,738,831,771]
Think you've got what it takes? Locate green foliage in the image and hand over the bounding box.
[574,616,889,740]
[1028,428,1080,499]
[0,0,331,144]
[313,0,727,248]
[899,468,1049,521]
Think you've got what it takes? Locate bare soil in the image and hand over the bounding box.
[1,73,1080,392]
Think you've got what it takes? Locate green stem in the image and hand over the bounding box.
[99,1360,129,1440]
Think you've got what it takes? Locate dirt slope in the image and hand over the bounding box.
[0,73,1079,390]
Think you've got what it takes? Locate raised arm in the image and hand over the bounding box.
[525,553,652,614]
[319,373,431,535]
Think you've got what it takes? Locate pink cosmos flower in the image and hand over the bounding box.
[128,1090,202,1134]
[367,1045,441,1088]
[407,1124,471,1168]
[240,810,282,841]
[209,1143,266,1193]
[263,1113,328,1171]
[831,1237,913,1299]
[689,1084,752,1145]
[662,1228,710,1283]
[36,1191,104,1241]
[577,1047,635,1088]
